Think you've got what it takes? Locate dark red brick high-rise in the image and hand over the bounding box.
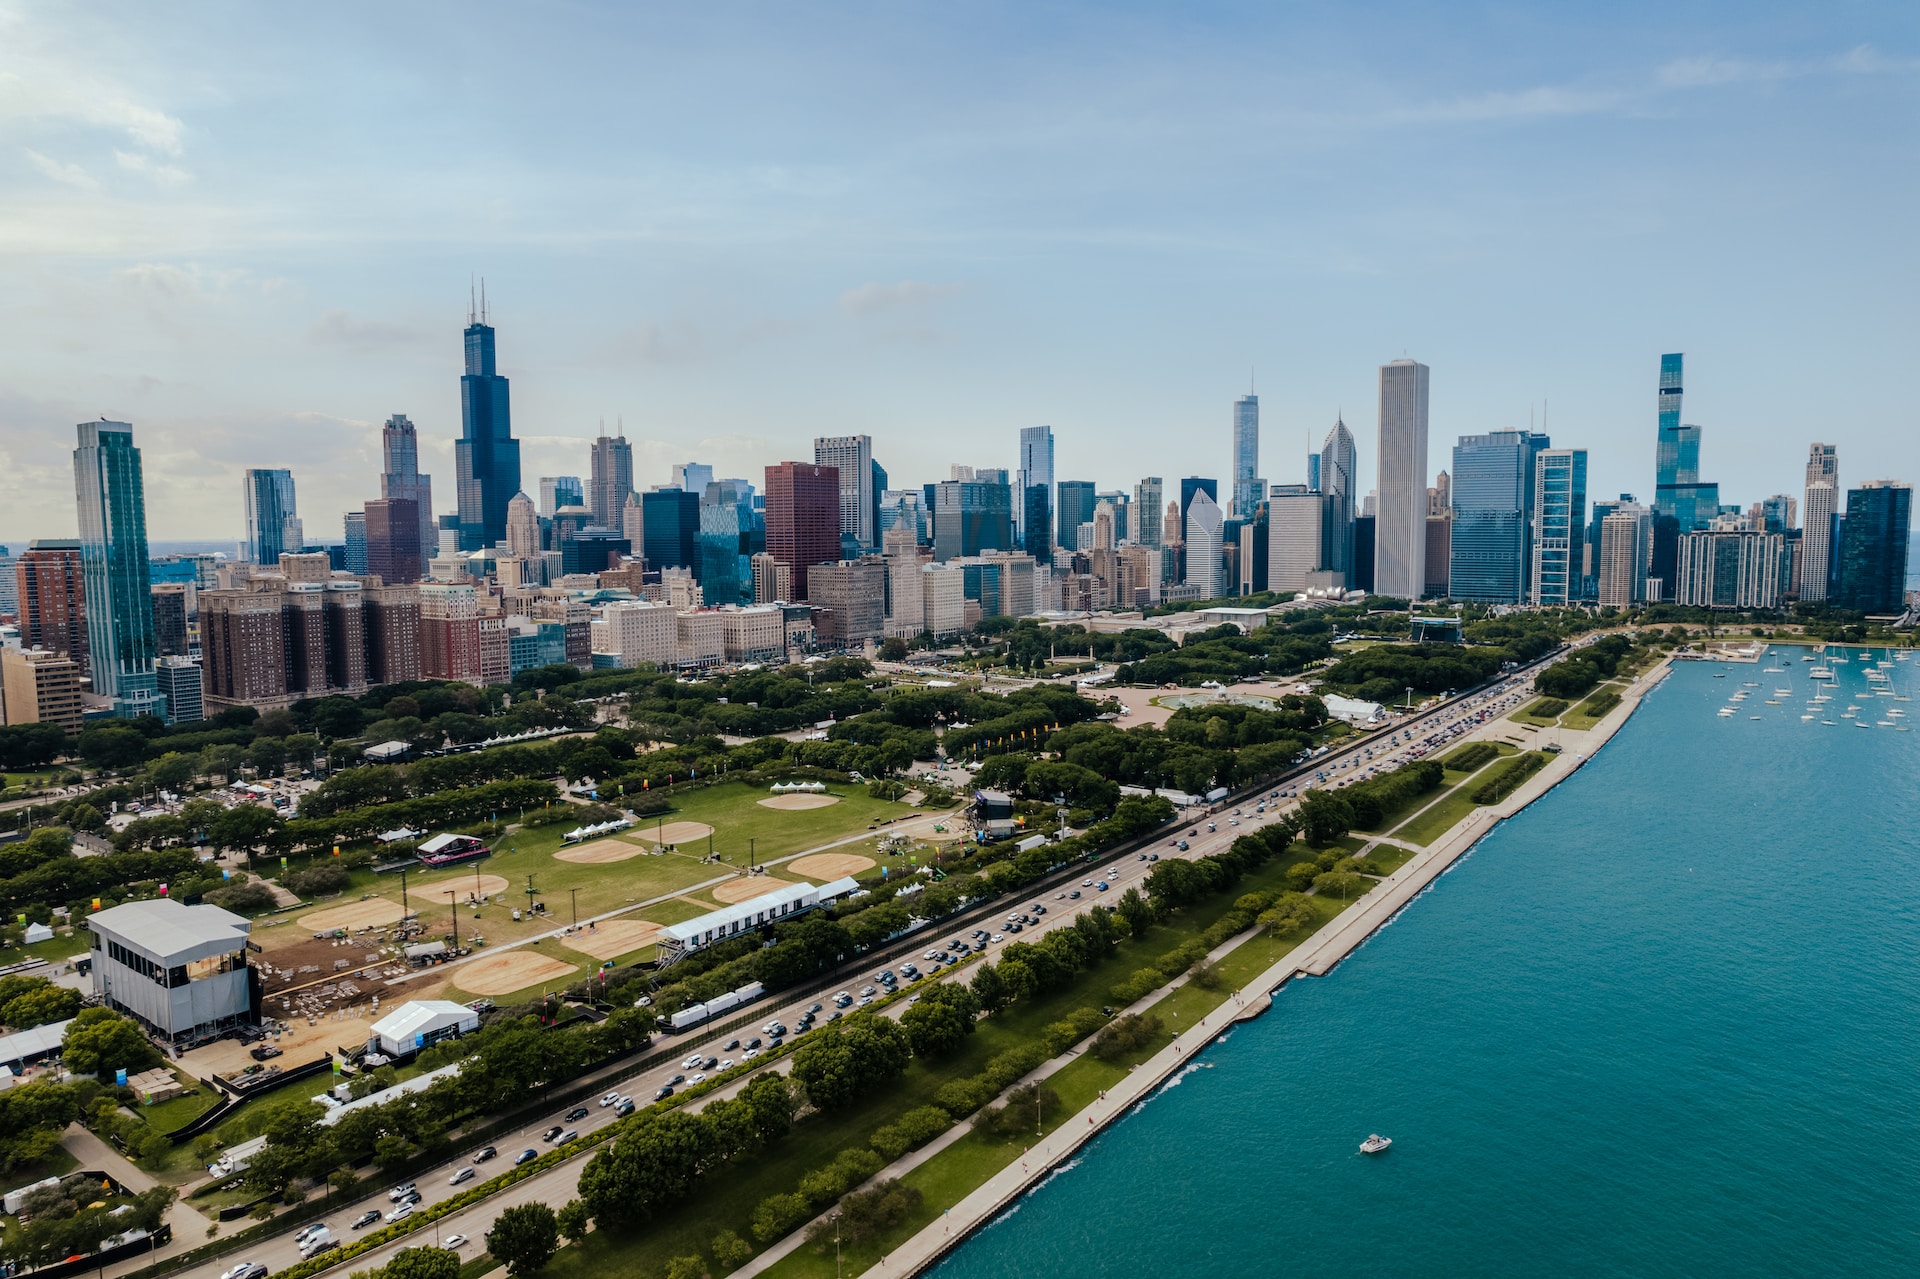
[764,462,841,599]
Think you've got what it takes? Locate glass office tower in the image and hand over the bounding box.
[74,421,164,720]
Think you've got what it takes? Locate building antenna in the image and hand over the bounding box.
[480,277,488,324]
[468,276,476,324]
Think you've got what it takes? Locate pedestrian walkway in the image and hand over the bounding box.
[63,1122,221,1255]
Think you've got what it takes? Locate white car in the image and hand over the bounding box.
[385,1204,414,1224]
[719,1059,734,1070]
[599,1091,621,1107]
[449,1166,475,1185]
[742,1047,761,1059]
[221,1264,264,1279]
[689,1072,707,1084]
[444,1236,469,1249]
[683,1054,705,1069]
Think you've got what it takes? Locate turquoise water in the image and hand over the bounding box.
[931,651,1920,1278]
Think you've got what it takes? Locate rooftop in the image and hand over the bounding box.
[88,899,249,957]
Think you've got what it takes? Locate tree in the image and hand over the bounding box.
[555,1199,591,1244]
[384,1247,460,1279]
[0,1081,80,1174]
[208,804,283,859]
[78,726,149,771]
[486,1202,561,1277]
[60,1008,160,1078]
[144,752,197,793]
[790,1012,912,1111]
[664,1257,704,1279]
[969,961,1010,1015]
[712,1229,754,1270]
[877,637,909,662]
[900,983,978,1059]
[1115,886,1154,939]
[1297,788,1353,846]
[1,984,82,1030]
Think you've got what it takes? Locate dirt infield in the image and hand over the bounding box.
[554,839,647,864]
[299,898,406,932]
[789,852,876,878]
[757,793,841,811]
[631,821,717,844]
[456,951,577,996]
[417,873,511,900]
[711,876,798,904]
[559,918,665,961]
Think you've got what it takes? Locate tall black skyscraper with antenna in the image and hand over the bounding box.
[455,285,520,550]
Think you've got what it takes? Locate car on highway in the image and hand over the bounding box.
[991,933,1006,943]
[350,1211,381,1231]
[1096,881,1109,891]
[559,1129,579,1143]
[221,1261,267,1279]
[742,1047,761,1059]
[449,1166,475,1185]
[444,1235,469,1249]
[388,1183,418,1203]
[689,1072,707,1084]
[542,1126,565,1143]
[719,1058,735,1070]
[1176,840,1189,851]
[515,1148,538,1165]
[615,1099,636,1116]
[564,1106,590,1122]
[600,1092,622,1107]
[702,1056,718,1069]
[385,1203,415,1224]
[1068,889,1081,899]
[294,1224,329,1247]
[726,1039,741,1050]
[653,1085,675,1101]
[472,1146,497,1162]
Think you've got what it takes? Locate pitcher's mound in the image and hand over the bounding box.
[711,876,797,904]
[457,951,576,996]
[560,918,664,961]
[633,821,716,845]
[555,839,645,864]
[419,873,510,899]
[790,853,876,878]
[300,898,405,932]
[758,794,840,811]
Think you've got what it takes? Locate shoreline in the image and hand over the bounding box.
[878,656,1674,1279]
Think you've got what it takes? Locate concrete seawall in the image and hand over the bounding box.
[884,659,1671,1278]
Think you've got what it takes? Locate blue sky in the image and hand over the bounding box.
[1,0,1915,542]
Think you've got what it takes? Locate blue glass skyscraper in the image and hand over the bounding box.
[74,421,164,720]
[1650,353,1719,597]
[455,295,521,551]
[1530,448,1588,605]
[1836,482,1912,614]
[1449,430,1548,602]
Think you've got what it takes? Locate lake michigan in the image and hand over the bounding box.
[930,651,1920,1277]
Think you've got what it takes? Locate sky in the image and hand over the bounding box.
[1,0,1916,545]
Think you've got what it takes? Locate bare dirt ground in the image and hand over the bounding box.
[709,876,798,904]
[454,950,577,995]
[788,852,877,878]
[629,820,717,844]
[558,918,664,961]
[410,872,511,903]
[757,794,840,810]
[297,898,406,932]
[553,838,648,864]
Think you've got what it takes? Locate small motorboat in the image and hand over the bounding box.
[1359,1134,1392,1154]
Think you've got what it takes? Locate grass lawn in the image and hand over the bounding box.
[541,853,1351,1279]
[1364,842,1420,876]
[1560,682,1627,731]
[0,932,88,969]
[1392,787,1485,847]
[1508,697,1566,727]
[3,1144,79,1187]
[141,1077,224,1133]
[1352,784,1452,836]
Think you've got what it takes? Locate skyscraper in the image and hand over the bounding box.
[1178,477,1219,532]
[813,435,876,548]
[343,511,369,575]
[1318,418,1358,577]
[455,296,521,551]
[1184,490,1224,599]
[1650,353,1720,597]
[243,468,301,565]
[1598,503,1653,606]
[764,462,841,598]
[671,462,715,494]
[380,414,436,556]
[642,487,702,572]
[1449,430,1549,604]
[1800,443,1839,603]
[1530,448,1588,606]
[364,498,423,585]
[935,479,1014,562]
[1836,481,1912,614]
[1133,478,1164,551]
[74,421,163,719]
[539,476,583,518]
[589,435,635,530]
[1267,486,1328,593]
[1232,394,1262,518]
[505,491,541,559]
[15,541,86,666]
[1056,481,1096,553]
[1374,359,1429,598]
[1018,426,1054,560]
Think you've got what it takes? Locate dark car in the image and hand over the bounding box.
[351,1211,381,1231]
[614,1100,635,1116]
[249,1044,283,1062]
[514,1148,538,1165]
[703,1056,718,1070]
[564,1107,590,1122]
[653,1085,675,1101]
[472,1146,497,1162]
[542,1126,564,1143]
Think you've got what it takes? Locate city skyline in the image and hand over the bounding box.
[2,4,1916,541]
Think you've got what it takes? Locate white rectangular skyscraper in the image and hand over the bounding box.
[1374,359,1430,598]
[1800,442,1838,601]
[813,435,875,548]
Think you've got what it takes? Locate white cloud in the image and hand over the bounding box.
[309,309,428,353]
[22,146,93,187]
[839,280,963,316]
[113,148,191,186]
[114,262,268,302]
[0,70,185,155]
